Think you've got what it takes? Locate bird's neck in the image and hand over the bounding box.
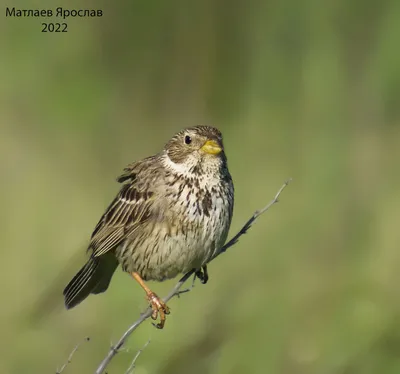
[160,153,225,187]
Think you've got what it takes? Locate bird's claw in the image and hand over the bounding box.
[195,266,209,284]
[146,291,170,329]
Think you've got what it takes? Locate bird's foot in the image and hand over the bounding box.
[195,266,209,284]
[146,291,170,329]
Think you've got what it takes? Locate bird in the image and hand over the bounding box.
[63,126,234,328]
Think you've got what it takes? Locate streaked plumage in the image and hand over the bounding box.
[64,126,234,327]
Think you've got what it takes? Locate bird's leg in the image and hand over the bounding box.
[195,266,209,284]
[131,272,170,329]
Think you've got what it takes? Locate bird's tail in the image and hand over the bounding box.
[63,253,118,309]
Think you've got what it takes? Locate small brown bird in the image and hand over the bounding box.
[63,126,234,328]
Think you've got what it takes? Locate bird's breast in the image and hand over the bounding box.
[118,173,233,281]
[163,177,232,259]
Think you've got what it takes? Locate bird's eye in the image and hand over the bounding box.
[184,135,192,145]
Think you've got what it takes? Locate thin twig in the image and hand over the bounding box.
[56,337,90,373]
[124,340,151,374]
[215,178,292,257]
[94,179,291,374]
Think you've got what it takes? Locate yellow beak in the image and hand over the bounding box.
[201,139,222,155]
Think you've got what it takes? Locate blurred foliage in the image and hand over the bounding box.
[1,0,400,373]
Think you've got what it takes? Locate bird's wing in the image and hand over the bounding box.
[90,164,157,258]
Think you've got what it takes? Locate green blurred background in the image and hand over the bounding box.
[2,0,400,373]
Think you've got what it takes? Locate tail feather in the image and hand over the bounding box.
[63,254,118,309]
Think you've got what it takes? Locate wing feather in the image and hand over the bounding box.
[89,173,155,257]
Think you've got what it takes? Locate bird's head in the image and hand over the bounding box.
[163,126,226,176]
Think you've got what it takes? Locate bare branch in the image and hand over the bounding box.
[215,178,292,257]
[94,179,291,374]
[56,336,90,374]
[124,340,151,374]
